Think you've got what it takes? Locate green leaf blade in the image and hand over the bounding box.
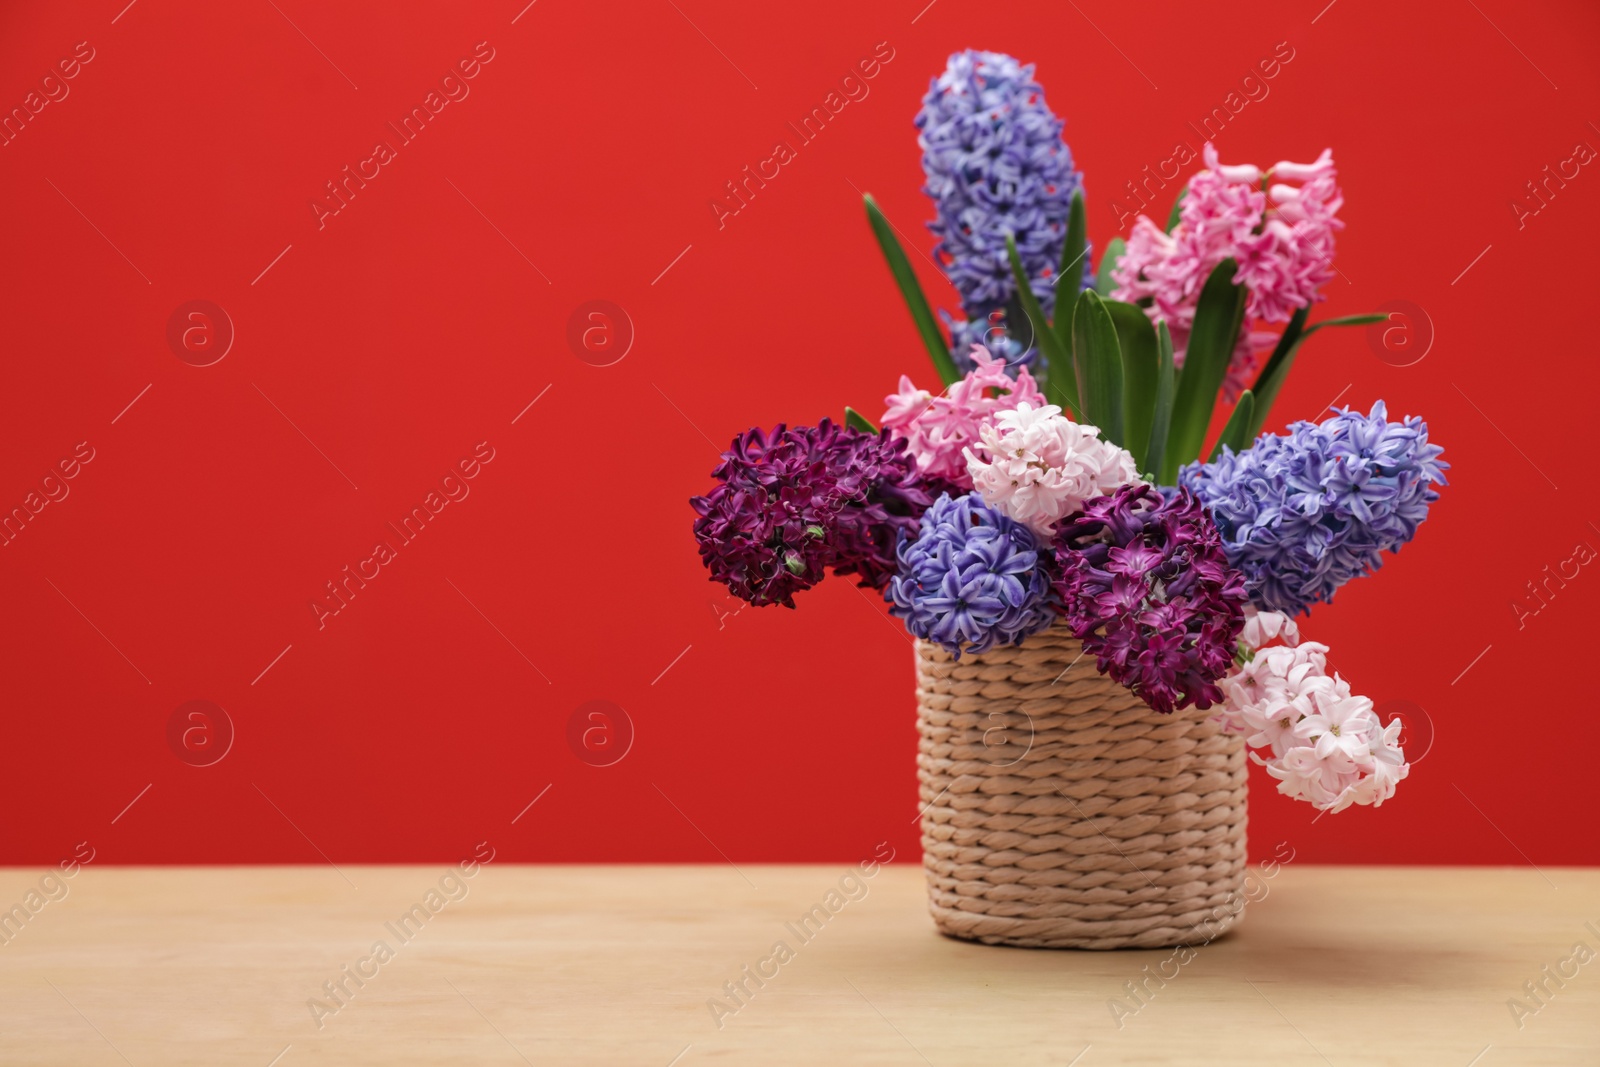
[1302,312,1389,338]
[1162,258,1246,482]
[843,407,877,434]
[1246,306,1308,439]
[1095,237,1126,297]
[863,194,960,386]
[1248,311,1390,438]
[1053,189,1088,350]
[1143,321,1176,482]
[1104,300,1158,471]
[1005,233,1079,419]
[1070,290,1125,447]
[1208,390,1255,462]
[1165,188,1188,233]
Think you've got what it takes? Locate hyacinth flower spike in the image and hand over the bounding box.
[1180,401,1447,618]
[1052,484,1247,713]
[691,420,934,608]
[916,50,1091,375]
[887,492,1058,657]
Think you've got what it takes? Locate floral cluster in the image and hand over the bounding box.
[694,50,1446,819]
[888,492,1059,656]
[916,50,1090,373]
[882,345,1042,491]
[1053,485,1247,713]
[691,361,1439,813]
[965,403,1138,535]
[1180,401,1448,618]
[1217,611,1408,812]
[1113,143,1343,398]
[887,395,1138,659]
[690,420,931,608]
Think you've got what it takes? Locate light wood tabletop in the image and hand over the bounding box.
[0,863,1596,1065]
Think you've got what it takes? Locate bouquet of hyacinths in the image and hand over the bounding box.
[691,50,1447,948]
[692,376,1444,813]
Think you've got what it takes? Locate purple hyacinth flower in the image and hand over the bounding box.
[691,420,933,609]
[1179,401,1447,618]
[888,492,1059,657]
[1053,484,1248,713]
[917,50,1094,375]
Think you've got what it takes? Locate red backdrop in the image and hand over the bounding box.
[2,0,1596,868]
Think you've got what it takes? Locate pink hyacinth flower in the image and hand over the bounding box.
[1216,624,1409,814]
[963,402,1139,536]
[881,345,1043,488]
[1112,143,1345,401]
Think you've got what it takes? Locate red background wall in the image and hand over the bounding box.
[2,0,1595,868]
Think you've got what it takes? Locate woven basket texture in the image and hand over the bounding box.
[916,624,1249,949]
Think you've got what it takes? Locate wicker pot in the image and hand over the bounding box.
[915,623,1249,949]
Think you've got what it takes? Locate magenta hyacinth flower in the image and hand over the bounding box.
[692,420,933,609]
[1053,484,1247,713]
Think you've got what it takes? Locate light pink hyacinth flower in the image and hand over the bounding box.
[1239,605,1300,650]
[963,402,1139,536]
[1217,609,1408,813]
[881,345,1043,488]
[1113,144,1344,401]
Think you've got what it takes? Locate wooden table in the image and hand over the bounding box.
[1,865,1596,1065]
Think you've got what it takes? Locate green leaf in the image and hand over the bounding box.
[1162,258,1246,482]
[843,406,877,434]
[1001,293,1028,358]
[1246,306,1308,438]
[1103,300,1158,470]
[1165,188,1187,233]
[863,194,959,385]
[1053,189,1088,350]
[1005,233,1080,418]
[1070,290,1125,446]
[1095,236,1126,297]
[1302,312,1389,338]
[1248,311,1390,438]
[1209,390,1255,462]
[1143,321,1176,482]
